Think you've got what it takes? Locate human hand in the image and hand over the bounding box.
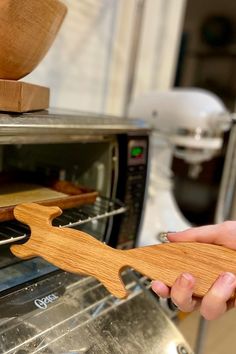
[151,222,236,320]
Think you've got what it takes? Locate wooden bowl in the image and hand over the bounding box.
[0,0,67,80]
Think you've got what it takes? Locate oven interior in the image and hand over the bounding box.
[1,141,115,195]
[0,139,121,295]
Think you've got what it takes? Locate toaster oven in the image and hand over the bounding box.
[0,109,193,354]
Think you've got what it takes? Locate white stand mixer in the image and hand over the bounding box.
[128,88,231,247]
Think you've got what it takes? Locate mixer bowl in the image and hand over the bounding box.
[0,0,67,80]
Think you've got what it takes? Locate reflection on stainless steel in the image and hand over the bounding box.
[215,123,236,222]
[0,109,150,144]
[175,123,230,139]
[0,271,193,354]
[0,197,126,246]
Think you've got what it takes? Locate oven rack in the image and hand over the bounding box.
[0,196,127,246]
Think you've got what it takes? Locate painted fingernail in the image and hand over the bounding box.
[179,273,192,287]
[220,272,236,285]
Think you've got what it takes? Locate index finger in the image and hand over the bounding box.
[168,222,236,249]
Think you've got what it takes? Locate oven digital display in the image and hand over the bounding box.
[128,139,147,166]
[130,146,144,159]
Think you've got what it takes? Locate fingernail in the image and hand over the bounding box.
[151,280,156,288]
[179,273,192,287]
[151,280,162,292]
[220,272,236,285]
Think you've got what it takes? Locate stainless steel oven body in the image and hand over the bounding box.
[0,109,149,249]
[0,110,193,353]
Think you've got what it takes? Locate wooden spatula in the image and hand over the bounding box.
[10,203,236,299]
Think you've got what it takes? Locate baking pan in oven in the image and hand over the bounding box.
[0,171,98,222]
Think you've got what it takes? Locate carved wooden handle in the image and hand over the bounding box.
[10,203,236,299]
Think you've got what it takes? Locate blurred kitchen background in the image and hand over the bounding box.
[24,0,236,353]
[25,0,236,228]
[173,0,236,227]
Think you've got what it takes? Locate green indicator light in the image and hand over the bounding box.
[131,146,143,157]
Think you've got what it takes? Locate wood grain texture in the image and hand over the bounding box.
[10,203,236,299]
[0,80,49,112]
[0,188,98,222]
[0,0,67,80]
[0,183,67,207]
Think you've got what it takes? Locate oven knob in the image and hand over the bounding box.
[177,344,190,354]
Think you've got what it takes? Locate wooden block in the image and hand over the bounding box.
[0,79,49,112]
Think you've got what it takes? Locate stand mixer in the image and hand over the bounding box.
[128,88,231,247]
[0,0,67,112]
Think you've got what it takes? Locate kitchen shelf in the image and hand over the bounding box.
[0,196,127,246]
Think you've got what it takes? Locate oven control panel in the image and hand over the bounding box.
[128,139,147,166]
[109,135,148,249]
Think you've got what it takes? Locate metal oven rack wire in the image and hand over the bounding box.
[0,196,127,246]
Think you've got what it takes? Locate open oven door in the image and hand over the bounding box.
[0,270,193,354]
